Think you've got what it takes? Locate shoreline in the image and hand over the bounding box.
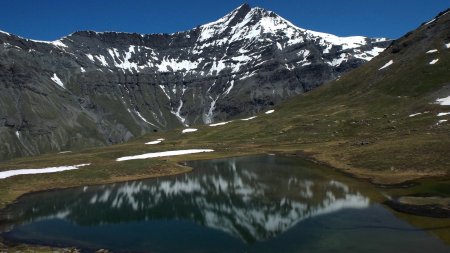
[0,151,449,251]
[0,148,447,210]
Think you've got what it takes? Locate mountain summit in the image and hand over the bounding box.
[0,4,390,160]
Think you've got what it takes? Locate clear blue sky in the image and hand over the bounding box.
[0,0,448,41]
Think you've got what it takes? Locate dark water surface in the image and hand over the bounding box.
[1,155,448,252]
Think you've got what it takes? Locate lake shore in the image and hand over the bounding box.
[1,153,449,252]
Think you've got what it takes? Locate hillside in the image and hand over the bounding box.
[0,4,389,160]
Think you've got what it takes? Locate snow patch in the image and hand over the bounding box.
[51,40,68,48]
[182,128,198,133]
[204,95,219,124]
[116,149,214,161]
[437,112,450,117]
[353,47,385,61]
[95,55,109,67]
[223,80,235,96]
[51,73,65,89]
[328,53,348,67]
[425,18,436,25]
[0,30,11,36]
[145,140,162,145]
[276,42,282,50]
[0,164,90,179]
[408,113,422,117]
[426,49,438,54]
[135,111,156,127]
[159,85,171,100]
[109,46,140,72]
[156,57,199,72]
[378,60,393,70]
[241,116,257,121]
[171,86,188,126]
[436,96,450,105]
[446,43,450,49]
[265,110,275,114]
[86,54,95,62]
[209,121,232,127]
[429,59,439,65]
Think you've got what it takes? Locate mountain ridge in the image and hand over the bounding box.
[0,4,390,160]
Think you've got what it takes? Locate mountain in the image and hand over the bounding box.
[0,4,390,160]
[165,8,449,183]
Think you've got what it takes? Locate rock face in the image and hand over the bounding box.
[0,4,390,160]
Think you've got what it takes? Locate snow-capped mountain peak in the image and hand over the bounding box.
[195,4,388,55]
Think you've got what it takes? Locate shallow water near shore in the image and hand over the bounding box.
[0,155,449,252]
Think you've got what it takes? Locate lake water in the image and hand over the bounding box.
[0,155,448,252]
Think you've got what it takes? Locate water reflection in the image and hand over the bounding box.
[1,156,369,243]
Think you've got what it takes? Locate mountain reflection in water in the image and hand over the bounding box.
[2,155,448,253]
[2,156,369,243]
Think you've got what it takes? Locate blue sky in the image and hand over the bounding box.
[0,0,448,41]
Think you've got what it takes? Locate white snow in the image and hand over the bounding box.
[80,67,86,73]
[0,164,90,180]
[156,57,200,72]
[436,96,450,105]
[95,55,109,67]
[425,18,436,25]
[171,88,188,127]
[265,110,275,114]
[0,30,11,36]
[116,149,214,161]
[378,60,393,70]
[408,113,422,117]
[86,54,95,62]
[426,49,438,54]
[328,53,349,67]
[437,112,450,117]
[446,43,450,49]
[51,40,68,48]
[204,93,219,124]
[276,42,283,50]
[429,59,439,65]
[159,85,171,100]
[15,131,20,139]
[194,5,387,71]
[135,111,156,127]
[437,119,448,125]
[307,31,369,51]
[18,36,68,49]
[58,151,72,154]
[109,46,140,72]
[209,121,232,127]
[241,116,257,121]
[182,128,198,133]
[50,73,65,89]
[223,80,235,96]
[353,47,385,61]
[145,140,162,145]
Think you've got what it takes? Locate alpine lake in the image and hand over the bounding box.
[0,155,449,253]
